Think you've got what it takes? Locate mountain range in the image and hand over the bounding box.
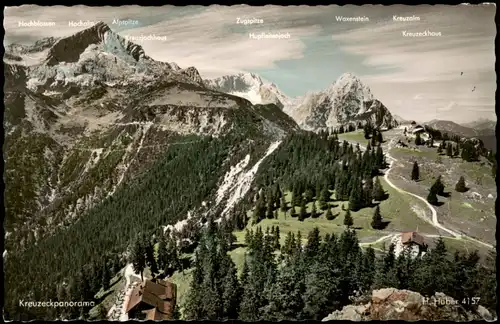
[6,21,496,244]
[5,20,496,258]
[205,71,398,131]
[424,119,496,151]
[461,117,496,131]
[3,21,299,248]
[3,21,496,321]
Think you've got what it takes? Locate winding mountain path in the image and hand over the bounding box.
[359,233,399,247]
[342,132,493,250]
[119,264,141,321]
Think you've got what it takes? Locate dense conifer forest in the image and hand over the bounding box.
[181,220,496,320]
[4,135,246,320]
[4,129,496,320]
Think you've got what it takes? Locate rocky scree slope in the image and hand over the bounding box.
[323,288,495,321]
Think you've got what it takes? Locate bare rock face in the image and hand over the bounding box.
[179,66,204,84]
[322,288,494,321]
[297,73,397,131]
[204,72,289,109]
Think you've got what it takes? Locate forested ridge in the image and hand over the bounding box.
[229,130,386,224]
[4,134,261,320]
[182,221,496,321]
[4,128,496,320]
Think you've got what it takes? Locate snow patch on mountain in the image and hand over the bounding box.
[216,154,251,206]
[205,72,289,109]
[6,22,204,94]
[207,72,396,131]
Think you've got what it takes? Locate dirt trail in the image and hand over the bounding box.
[359,233,399,247]
[342,131,493,249]
[119,264,141,321]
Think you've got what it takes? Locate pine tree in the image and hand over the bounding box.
[415,132,422,145]
[280,196,287,212]
[244,229,253,247]
[374,243,398,288]
[371,205,383,229]
[315,181,322,200]
[160,235,181,276]
[359,246,376,293]
[290,206,297,218]
[325,206,335,220]
[290,189,297,207]
[274,226,281,250]
[375,146,384,168]
[411,161,419,181]
[145,239,158,277]
[266,200,274,219]
[305,227,321,259]
[276,183,283,199]
[281,232,292,257]
[372,176,385,201]
[343,208,353,228]
[76,270,92,301]
[455,176,467,192]
[88,262,101,294]
[427,186,439,205]
[412,237,453,297]
[130,236,146,282]
[364,123,372,139]
[101,264,111,291]
[296,231,303,252]
[362,176,373,207]
[156,237,166,271]
[319,185,330,209]
[184,250,206,319]
[453,145,460,157]
[311,201,318,218]
[298,199,307,221]
[348,177,363,211]
[432,175,445,196]
[305,188,314,203]
[222,261,242,319]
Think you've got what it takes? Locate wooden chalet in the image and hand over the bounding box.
[401,231,425,247]
[125,279,177,320]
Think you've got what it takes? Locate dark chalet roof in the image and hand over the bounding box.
[126,279,177,320]
[401,232,425,246]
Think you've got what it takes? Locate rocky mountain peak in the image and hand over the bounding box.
[179,66,203,84]
[169,62,181,71]
[294,72,394,130]
[45,21,148,66]
[240,72,264,86]
[326,72,373,102]
[205,72,264,93]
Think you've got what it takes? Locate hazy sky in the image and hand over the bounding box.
[4,4,496,123]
